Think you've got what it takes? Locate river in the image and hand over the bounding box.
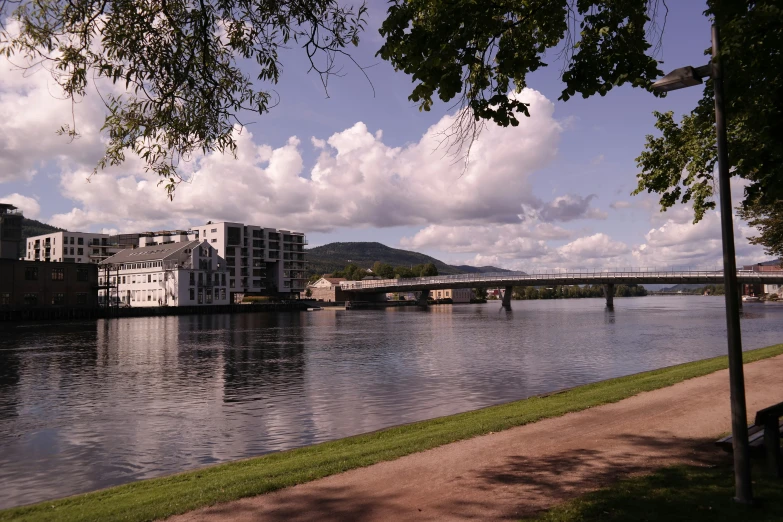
[2,296,783,508]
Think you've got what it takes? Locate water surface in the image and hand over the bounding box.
[2,296,782,508]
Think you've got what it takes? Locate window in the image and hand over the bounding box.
[214,273,220,285]
[227,226,241,246]
[23,293,38,306]
[69,247,74,255]
[221,273,226,286]
[93,249,100,255]
[211,228,217,233]
[198,290,203,304]
[148,274,151,283]
[77,268,88,281]
[74,293,87,305]
[198,273,203,284]
[189,272,195,285]
[221,288,226,300]
[211,238,217,243]
[230,279,235,288]
[51,268,64,281]
[189,288,195,300]
[52,293,65,305]
[25,267,38,280]
[77,248,83,255]
[69,236,74,244]
[77,237,84,245]
[122,276,126,284]
[1,292,10,305]
[205,290,212,303]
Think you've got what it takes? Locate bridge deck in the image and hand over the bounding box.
[339,271,783,294]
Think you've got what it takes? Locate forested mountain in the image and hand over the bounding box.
[306,242,511,276]
[21,218,64,243]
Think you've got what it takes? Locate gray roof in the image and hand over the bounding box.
[100,240,202,264]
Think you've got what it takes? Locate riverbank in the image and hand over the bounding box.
[3,343,782,522]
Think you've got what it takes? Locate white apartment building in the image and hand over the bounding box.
[29,222,307,300]
[99,240,229,307]
[25,232,141,264]
[189,222,306,300]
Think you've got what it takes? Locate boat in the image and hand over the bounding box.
[742,295,760,302]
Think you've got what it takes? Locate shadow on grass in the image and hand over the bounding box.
[522,457,783,522]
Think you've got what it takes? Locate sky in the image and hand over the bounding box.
[0,0,769,271]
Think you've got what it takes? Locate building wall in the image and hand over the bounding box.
[0,208,23,260]
[306,286,347,302]
[191,222,306,299]
[0,260,98,308]
[100,242,229,307]
[429,288,472,303]
[26,232,117,264]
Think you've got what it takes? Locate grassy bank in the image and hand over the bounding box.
[3,344,783,522]
[524,460,783,521]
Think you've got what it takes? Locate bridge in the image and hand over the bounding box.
[339,269,783,310]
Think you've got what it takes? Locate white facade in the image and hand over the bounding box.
[26,232,111,264]
[99,240,229,307]
[189,222,307,300]
[25,231,142,264]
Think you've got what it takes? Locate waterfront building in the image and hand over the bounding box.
[99,240,229,307]
[303,277,347,302]
[0,259,98,308]
[0,203,23,260]
[24,231,141,264]
[27,222,307,300]
[188,222,307,301]
[429,288,472,303]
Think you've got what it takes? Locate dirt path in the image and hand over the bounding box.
[168,355,783,521]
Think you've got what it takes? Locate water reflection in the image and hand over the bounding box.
[2,297,783,508]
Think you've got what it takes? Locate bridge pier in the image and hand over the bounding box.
[603,284,614,309]
[501,286,513,311]
[416,290,430,307]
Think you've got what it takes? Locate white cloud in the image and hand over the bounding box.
[540,194,607,222]
[591,154,605,165]
[633,208,764,268]
[0,54,109,183]
[610,200,632,210]
[0,193,40,218]
[46,88,563,232]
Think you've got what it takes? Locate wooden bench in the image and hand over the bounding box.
[716,402,783,477]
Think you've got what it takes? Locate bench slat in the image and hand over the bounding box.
[715,419,783,452]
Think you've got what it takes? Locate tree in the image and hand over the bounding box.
[0,0,368,197]
[420,263,438,277]
[305,288,312,298]
[379,1,783,254]
[372,261,395,279]
[378,0,664,156]
[633,2,783,252]
[473,287,488,301]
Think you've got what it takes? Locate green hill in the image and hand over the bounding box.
[21,218,64,243]
[305,242,512,276]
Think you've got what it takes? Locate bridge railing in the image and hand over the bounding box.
[338,268,783,291]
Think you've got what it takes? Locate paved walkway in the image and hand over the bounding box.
[168,355,783,521]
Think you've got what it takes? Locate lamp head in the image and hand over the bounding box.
[651,64,713,93]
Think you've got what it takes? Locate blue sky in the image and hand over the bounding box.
[0,1,766,270]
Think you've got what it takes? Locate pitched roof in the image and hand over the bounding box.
[100,240,202,264]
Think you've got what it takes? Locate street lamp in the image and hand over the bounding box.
[651,25,752,504]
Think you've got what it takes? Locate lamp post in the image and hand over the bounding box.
[651,24,752,504]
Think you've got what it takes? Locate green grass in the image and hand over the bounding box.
[3,344,783,522]
[524,461,783,522]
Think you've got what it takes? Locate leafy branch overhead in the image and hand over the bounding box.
[634,1,783,253]
[377,0,666,155]
[0,0,367,198]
